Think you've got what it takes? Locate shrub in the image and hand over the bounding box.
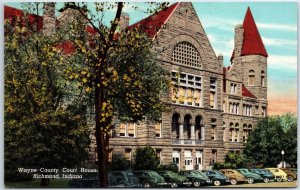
[157,163,179,173]
[109,154,131,171]
[134,147,159,170]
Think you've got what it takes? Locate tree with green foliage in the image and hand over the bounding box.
[244,113,297,167]
[134,147,160,171]
[57,2,170,187]
[109,154,131,171]
[157,163,179,173]
[213,152,246,170]
[4,4,90,186]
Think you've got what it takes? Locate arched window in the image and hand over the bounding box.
[261,71,265,86]
[249,70,255,86]
[172,42,201,67]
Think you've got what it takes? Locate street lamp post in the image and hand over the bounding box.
[281,150,285,168]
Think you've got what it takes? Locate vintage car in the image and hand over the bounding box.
[281,168,297,182]
[110,171,141,187]
[219,169,247,185]
[289,168,297,176]
[249,168,275,183]
[133,170,168,187]
[179,170,211,187]
[157,170,192,188]
[265,168,288,182]
[202,170,230,186]
[236,168,263,183]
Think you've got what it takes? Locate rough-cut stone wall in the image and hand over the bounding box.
[89,2,268,170]
[43,3,56,35]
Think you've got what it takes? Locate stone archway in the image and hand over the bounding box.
[172,113,180,139]
[195,115,204,140]
[184,114,192,139]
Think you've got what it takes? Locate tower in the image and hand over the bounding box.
[231,7,268,101]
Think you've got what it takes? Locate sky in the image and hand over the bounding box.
[4,2,298,115]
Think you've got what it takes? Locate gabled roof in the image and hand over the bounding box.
[4,6,43,30]
[242,84,256,98]
[241,7,268,57]
[127,3,180,39]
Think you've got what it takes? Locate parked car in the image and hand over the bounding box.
[179,170,211,187]
[289,168,297,176]
[249,168,275,183]
[157,170,192,188]
[110,171,141,187]
[68,173,121,188]
[281,168,297,182]
[236,168,263,184]
[202,170,230,186]
[219,169,247,185]
[133,170,168,187]
[265,168,288,182]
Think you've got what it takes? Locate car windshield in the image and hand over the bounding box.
[239,169,248,173]
[214,171,225,177]
[191,171,206,177]
[149,171,161,178]
[166,171,179,177]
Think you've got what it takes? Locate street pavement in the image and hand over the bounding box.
[206,181,297,188]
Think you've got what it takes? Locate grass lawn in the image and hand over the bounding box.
[5,179,70,188]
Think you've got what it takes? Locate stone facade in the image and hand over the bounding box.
[105,2,268,171]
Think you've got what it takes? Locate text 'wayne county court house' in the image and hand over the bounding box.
[5,2,268,171]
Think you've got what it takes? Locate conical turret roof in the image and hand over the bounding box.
[241,7,268,57]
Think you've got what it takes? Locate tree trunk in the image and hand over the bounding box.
[95,84,108,187]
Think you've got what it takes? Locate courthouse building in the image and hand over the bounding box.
[108,2,268,171]
[5,2,268,170]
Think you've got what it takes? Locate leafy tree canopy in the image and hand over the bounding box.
[134,147,160,170]
[4,4,91,183]
[244,113,297,167]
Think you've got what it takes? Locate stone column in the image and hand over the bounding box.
[191,125,195,145]
[179,124,184,144]
[191,125,195,139]
[201,126,205,140]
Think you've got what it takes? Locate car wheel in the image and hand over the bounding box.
[230,178,237,185]
[143,182,151,188]
[213,180,221,186]
[263,177,269,183]
[276,177,282,182]
[247,178,254,184]
[193,180,201,187]
[170,182,178,188]
[287,176,294,182]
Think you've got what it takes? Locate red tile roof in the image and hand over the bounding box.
[127,3,180,39]
[242,84,256,98]
[231,7,268,61]
[4,6,43,30]
[241,7,268,57]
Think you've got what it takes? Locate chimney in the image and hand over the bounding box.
[233,24,244,57]
[43,3,56,35]
[119,12,130,31]
[218,53,223,66]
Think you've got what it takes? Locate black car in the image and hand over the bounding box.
[249,169,275,183]
[202,170,230,186]
[110,171,141,187]
[179,170,211,187]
